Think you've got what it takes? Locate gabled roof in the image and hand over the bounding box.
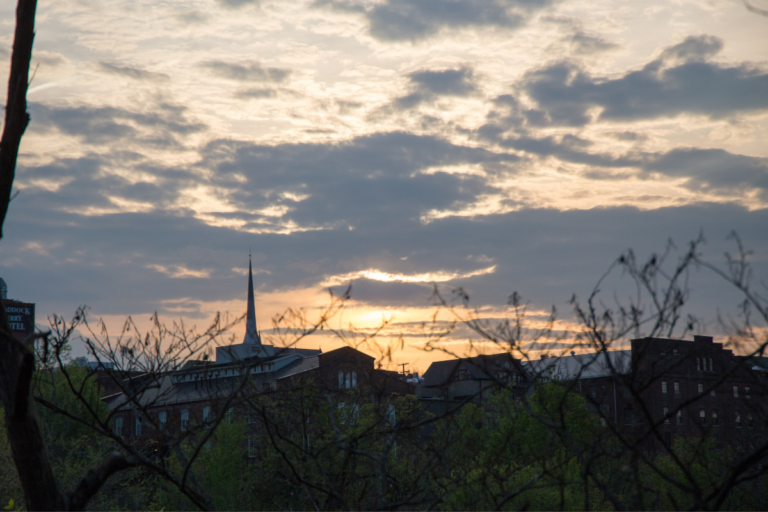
[319,345,375,361]
[422,353,523,387]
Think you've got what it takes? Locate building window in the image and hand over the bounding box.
[135,416,142,437]
[457,369,469,381]
[159,411,167,427]
[712,409,719,426]
[338,402,347,425]
[709,358,714,372]
[745,387,751,399]
[676,410,683,425]
[590,387,596,399]
[351,371,357,388]
[735,411,741,428]
[663,407,670,424]
[663,432,672,446]
[624,406,633,425]
[699,409,706,426]
[203,406,211,428]
[226,407,233,424]
[115,417,123,437]
[733,386,739,398]
[698,383,704,394]
[345,372,351,389]
[248,435,257,458]
[674,382,680,396]
[338,370,344,389]
[661,381,668,394]
[696,357,701,371]
[673,349,679,356]
[710,388,716,397]
[386,403,396,426]
[181,409,189,432]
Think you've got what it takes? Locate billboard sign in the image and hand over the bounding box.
[2,300,35,339]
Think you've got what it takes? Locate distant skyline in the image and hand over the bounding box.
[1,0,767,371]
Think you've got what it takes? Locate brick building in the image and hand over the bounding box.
[417,353,529,417]
[525,335,768,453]
[103,259,414,451]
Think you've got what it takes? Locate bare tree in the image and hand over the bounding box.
[421,232,768,510]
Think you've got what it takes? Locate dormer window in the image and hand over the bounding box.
[457,369,469,381]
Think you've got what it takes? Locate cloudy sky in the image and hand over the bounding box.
[1,0,767,370]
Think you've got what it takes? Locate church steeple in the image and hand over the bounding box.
[243,254,261,345]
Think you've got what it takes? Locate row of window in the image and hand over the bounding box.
[661,381,750,398]
[696,357,715,372]
[175,364,276,383]
[114,406,233,437]
[338,371,358,389]
[661,407,754,428]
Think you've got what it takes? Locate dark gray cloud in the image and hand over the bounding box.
[408,67,478,96]
[515,35,768,126]
[28,102,206,146]
[176,11,209,24]
[315,0,559,42]
[199,60,291,83]
[481,130,768,201]
[660,34,723,63]
[643,148,768,200]
[234,87,278,99]
[98,62,170,81]
[743,0,768,17]
[386,66,478,111]
[199,131,516,229]
[4,172,766,336]
[567,31,619,55]
[477,96,768,199]
[217,0,261,7]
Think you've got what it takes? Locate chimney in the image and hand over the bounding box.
[0,278,6,299]
[693,335,713,343]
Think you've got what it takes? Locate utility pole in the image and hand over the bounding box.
[398,362,408,376]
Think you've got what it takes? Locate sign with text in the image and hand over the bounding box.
[2,300,35,339]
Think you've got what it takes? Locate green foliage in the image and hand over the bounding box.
[430,384,609,511]
[0,365,157,511]
[638,437,765,510]
[158,419,254,511]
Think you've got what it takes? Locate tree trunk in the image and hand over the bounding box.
[0,0,69,509]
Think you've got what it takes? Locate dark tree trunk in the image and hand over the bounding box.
[0,0,36,236]
[0,0,69,510]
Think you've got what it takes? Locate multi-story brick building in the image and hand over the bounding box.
[525,335,768,453]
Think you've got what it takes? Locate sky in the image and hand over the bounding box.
[1,0,767,372]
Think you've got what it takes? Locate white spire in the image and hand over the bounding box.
[243,255,261,345]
